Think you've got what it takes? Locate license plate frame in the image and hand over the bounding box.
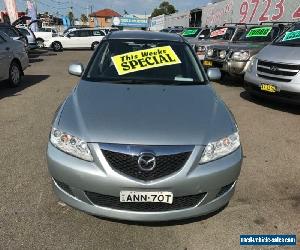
[120,191,173,204]
[260,83,278,93]
[203,60,213,67]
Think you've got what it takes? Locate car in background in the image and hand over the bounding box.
[244,22,300,104]
[44,28,106,51]
[47,31,242,222]
[33,26,59,48]
[0,23,29,52]
[160,26,185,34]
[17,26,38,50]
[0,31,29,87]
[181,27,211,47]
[204,22,292,77]
[195,23,248,61]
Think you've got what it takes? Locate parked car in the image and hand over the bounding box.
[204,22,292,77]
[17,26,38,50]
[181,27,211,47]
[33,26,59,48]
[0,23,29,51]
[44,28,106,51]
[0,31,29,87]
[244,22,300,104]
[47,31,242,222]
[195,23,248,60]
[160,26,185,34]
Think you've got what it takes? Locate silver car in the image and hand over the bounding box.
[47,31,242,222]
[245,22,300,104]
[17,27,38,50]
[0,31,29,87]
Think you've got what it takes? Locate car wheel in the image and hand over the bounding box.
[52,42,63,52]
[8,61,22,88]
[36,39,44,48]
[91,42,99,50]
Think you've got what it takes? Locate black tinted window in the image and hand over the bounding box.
[93,30,105,36]
[79,30,92,37]
[85,40,205,85]
[0,27,19,37]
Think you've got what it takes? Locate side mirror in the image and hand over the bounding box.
[68,63,84,77]
[207,68,221,81]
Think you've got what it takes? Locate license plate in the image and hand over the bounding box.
[260,83,278,93]
[120,191,173,204]
[203,60,213,67]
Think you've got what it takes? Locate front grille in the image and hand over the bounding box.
[102,149,191,181]
[257,60,300,82]
[54,179,74,196]
[85,191,206,212]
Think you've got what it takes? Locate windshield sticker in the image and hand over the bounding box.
[210,28,228,38]
[182,29,198,36]
[282,30,300,41]
[246,27,272,37]
[111,46,181,75]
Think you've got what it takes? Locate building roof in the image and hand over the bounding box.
[90,9,121,18]
[106,31,185,42]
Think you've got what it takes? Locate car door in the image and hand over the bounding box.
[76,30,92,48]
[63,30,80,48]
[92,29,105,43]
[0,34,10,81]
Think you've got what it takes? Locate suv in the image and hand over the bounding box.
[44,28,106,51]
[182,27,211,46]
[195,23,248,61]
[244,22,300,104]
[33,26,59,48]
[0,23,28,51]
[17,27,38,50]
[204,22,292,77]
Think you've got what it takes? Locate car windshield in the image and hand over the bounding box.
[85,39,205,85]
[182,28,201,38]
[238,26,278,42]
[0,27,19,37]
[273,23,300,46]
[207,27,235,40]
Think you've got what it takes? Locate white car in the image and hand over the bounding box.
[34,27,58,48]
[0,31,29,87]
[44,28,106,51]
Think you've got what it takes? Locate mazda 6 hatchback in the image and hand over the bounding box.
[47,31,242,222]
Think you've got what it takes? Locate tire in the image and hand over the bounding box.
[8,61,22,88]
[52,41,63,52]
[36,39,44,48]
[91,41,99,50]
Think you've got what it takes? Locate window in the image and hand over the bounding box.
[93,30,105,36]
[0,35,5,43]
[78,30,92,37]
[18,28,30,36]
[0,27,19,37]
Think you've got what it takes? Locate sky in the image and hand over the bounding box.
[0,0,210,18]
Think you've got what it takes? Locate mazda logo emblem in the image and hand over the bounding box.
[138,153,156,172]
[270,66,278,72]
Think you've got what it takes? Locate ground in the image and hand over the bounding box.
[0,50,299,249]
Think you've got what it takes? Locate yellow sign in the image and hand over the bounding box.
[111,46,181,75]
[261,84,277,93]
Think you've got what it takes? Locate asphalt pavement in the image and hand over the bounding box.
[0,50,299,249]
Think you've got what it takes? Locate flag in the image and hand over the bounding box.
[3,0,18,23]
[27,1,37,31]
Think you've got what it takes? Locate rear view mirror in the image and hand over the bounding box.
[69,63,84,77]
[207,68,221,81]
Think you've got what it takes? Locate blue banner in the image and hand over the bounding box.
[113,17,148,28]
[240,235,297,246]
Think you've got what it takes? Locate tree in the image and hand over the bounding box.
[151,1,176,17]
[81,14,88,24]
[68,11,74,25]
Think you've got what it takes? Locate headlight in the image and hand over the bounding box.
[247,56,257,72]
[197,46,206,52]
[207,49,214,57]
[200,132,240,164]
[219,50,227,59]
[50,128,93,162]
[232,51,250,61]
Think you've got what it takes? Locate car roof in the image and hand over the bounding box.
[106,31,185,42]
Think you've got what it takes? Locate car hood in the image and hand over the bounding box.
[257,44,300,63]
[211,41,269,52]
[57,81,236,146]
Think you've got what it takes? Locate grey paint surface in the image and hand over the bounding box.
[0,50,299,249]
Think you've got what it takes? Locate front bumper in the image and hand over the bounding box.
[47,143,242,222]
